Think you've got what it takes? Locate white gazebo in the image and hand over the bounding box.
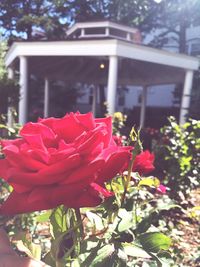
[5,21,199,126]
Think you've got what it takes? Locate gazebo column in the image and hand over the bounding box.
[107,55,118,114]
[92,85,98,117]
[179,70,194,125]
[19,56,28,125]
[139,86,147,128]
[44,77,50,118]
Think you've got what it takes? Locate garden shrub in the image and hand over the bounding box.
[154,116,200,200]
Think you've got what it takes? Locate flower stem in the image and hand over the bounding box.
[121,157,135,204]
[121,130,143,205]
[75,208,84,239]
[56,260,64,267]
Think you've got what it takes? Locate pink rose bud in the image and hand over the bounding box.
[156,184,167,194]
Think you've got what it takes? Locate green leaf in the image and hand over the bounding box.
[138,177,160,189]
[156,201,181,212]
[51,231,74,260]
[117,209,134,232]
[86,211,104,231]
[36,210,52,223]
[50,205,67,238]
[71,259,81,267]
[80,244,116,267]
[79,240,103,266]
[91,244,114,265]
[138,232,172,253]
[89,246,127,267]
[122,243,151,259]
[136,212,158,234]
[80,236,100,254]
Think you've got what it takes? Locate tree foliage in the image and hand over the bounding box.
[0,37,19,115]
[146,0,200,53]
[1,0,200,52]
[0,0,67,41]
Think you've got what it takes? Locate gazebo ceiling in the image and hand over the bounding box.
[27,55,185,86]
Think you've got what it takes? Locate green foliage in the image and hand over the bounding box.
[138,232,172,253]
[155,116,200,199]
[0,38,19,116]
[0,78,19,114]
[145,0,200,53]
[0,38,7,79]
[0,117,20,139]
[50,205,68,238]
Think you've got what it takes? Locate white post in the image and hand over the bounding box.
[92,85,98,117]
[105,27,110,36]
[107,55,118,114]
[44,77,50,118]
[179,70,194,125]
[7,67,14,79]
[19,56,28,125]
[139,86,147,128]
[80,28,85,37]
[126,32,131,41]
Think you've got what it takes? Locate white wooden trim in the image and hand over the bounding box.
[116,40,199,70]
[5,39,199,71]
[5,40,118,66]
[66,21,138,36]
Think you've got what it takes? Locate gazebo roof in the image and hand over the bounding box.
[66,21,140,43]
[5,37,199,86]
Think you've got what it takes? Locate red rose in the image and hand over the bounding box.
[0,112,131,215]
[132,150,155,175]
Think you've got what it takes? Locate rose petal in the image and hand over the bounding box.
[73,112,95,130]
[8,154,81,185]
[40,115,87,142]
[20,122,56,147]
[38,153,81,177]
[0,159,11,180]
[97,149,131,183]
[64,183,113,208]
[61,159,104,185]
[95,117,113,146]
[3,145,47,171]
[0,191,53,215]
